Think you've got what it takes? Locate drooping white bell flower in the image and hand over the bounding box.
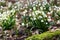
[39,16,42,18]
[40,7,43,10]
[41,20,44,22]
[33,17,36,20]
[22,23,25,26]
[33,7,36,10]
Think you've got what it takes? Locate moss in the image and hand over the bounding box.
[26,30,60,40]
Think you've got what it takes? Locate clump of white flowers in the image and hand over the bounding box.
[0,9,15,21]
[0,0,60,32]
[21,1,51,32]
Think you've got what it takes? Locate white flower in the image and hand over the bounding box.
[0,18,2,21]
[46,22,48,24]
[33,7,36,10]
[25,10,27,13]
[39,16,42,18]
[44,15,47,17]
[42,11,45,15]
[2,16,7,20]
[23,10,27,14]
[2,13,7,17]
[35,10,41,15]
[31,18,33,20]
[34,18,36,20]
[44,7,46,10]
[29,9,32,11]
[32,12,35,17]
[4,31,7,34]
[47,12,51,14]
[26,23,28,27]
[3,12,6,14]
[7,11,10,13]
[37,10,41,13]
[23,14,25,16]
[11,9,15,14]
[6,11,11,15]
[40,7,43,10]
[29,14,32,16]
[22,23,25,26]
[48,18,51,22]
[42,1,47,6]
[57,20,60,24]
[39,3,41,6]
[50,11,53,14]
[42,11,46,16]
[1,6,3,8]
[41,20,44,22]
[25,4,27,7]
[14,6,17,8]
[54,7,57,10]
[59,8,60,10]
[23,11,26,14]
[35,11,38,15]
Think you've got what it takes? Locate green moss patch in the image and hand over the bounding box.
[26,30,60,40]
